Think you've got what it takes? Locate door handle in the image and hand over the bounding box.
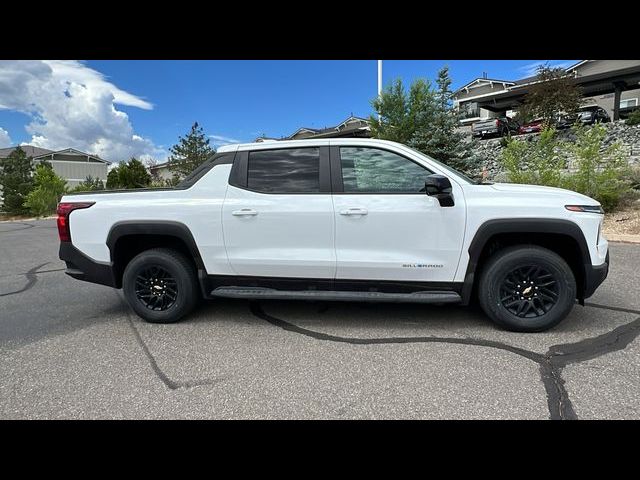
[340,207,368,216]
[232,208,258,217]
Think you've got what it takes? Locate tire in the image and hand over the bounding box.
[478,246,576,332]
[122,248,199,324]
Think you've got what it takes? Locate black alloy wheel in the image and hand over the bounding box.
[135,265,178,311]
[499,265,559,318]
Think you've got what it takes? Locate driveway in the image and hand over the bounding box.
[1,219,638,419]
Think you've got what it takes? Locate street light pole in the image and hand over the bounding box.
[377,60,382,121]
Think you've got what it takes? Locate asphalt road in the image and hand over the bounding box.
[1,219,639,419]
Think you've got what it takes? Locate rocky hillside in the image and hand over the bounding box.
[466,121,640,181]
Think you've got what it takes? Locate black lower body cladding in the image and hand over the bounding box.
[59,242,118,288]
[583,250,610,299]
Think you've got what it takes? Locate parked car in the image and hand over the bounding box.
[472,117,519,139]
[57,138,609,332]
[518,119,544,135]
[557,106,611,129]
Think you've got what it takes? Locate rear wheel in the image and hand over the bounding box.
[123,248,199,323]
[478,246,576,332]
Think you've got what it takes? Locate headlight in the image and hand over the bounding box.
[565,205,604,214]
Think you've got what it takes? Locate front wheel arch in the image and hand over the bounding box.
[461,219,590,305]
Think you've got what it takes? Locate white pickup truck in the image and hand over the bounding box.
[57,138,609,332]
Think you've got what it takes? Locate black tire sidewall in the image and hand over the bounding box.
[479,247,576,332]
[123,249,197,323]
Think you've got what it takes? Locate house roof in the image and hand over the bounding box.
[0,145,110,164]
[33,147,110,164]
[285,115,370,140]
[566,60,590,72]
[0,145,54,158]
[453,77,515,95]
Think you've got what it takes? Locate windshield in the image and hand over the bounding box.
[403,145,476,185]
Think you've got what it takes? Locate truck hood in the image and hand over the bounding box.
[489,183,600,205]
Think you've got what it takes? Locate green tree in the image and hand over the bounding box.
[106,158,151,189]
[370,78,435,144]
[71,175,105,192]
[521,64,582,126]
[409,66,473,173]
[370,70,477,176]
[0,146,34,215]
[168,122,215,177]
[24,162,68,216]
[561,123,630,211]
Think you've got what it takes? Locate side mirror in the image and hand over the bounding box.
[425,174,454,207]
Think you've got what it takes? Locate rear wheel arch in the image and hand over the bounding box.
[107,221,205,288]
[461,218,591,304]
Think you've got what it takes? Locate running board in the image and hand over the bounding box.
[210,286,462,304]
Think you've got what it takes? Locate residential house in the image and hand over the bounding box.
[0,146,109,202]
[255,115,372,142]
[453,60,640,132]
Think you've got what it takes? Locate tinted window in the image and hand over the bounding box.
[340,147,431,193]
[247,148,320,193]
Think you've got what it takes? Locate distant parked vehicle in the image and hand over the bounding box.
[557,106,611,129]
[472,117,519,139]
[518,119,544,135]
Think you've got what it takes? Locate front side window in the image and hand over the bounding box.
[340,147,431,193]
[247,147,320,193]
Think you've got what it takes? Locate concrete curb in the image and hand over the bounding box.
[604,233,640,244]
[0,215,56,222]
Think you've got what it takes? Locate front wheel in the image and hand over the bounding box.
[123,248,199,323]
[478,246,576,332]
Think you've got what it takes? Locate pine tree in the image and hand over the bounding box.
[168,122,215,177]
[370,68,477,176]
[409,66,474,174]
[0,146,34,215]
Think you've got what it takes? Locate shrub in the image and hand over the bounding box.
[626,108,640,126]
[561,123,630,212]
[71,176,105,192]
[499,127,565,187]
[23,163,68,216]
[499,123,632,212]
[106,158,151,189]
[626,165,640,190]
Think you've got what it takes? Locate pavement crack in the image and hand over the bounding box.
[584,302,640,316]
[116,292,224,391]
[250,301,640,421]
[0,222,35,233]
[0,262,49,297]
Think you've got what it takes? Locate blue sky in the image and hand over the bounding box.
[0,60,577,162]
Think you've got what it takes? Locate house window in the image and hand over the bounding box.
[459,102,480,119]
[620,98,638,109]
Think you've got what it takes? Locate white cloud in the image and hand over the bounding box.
[519,61,575,78]
[0,60,164,162]
[209,134,241,148]
[0,127,10,148]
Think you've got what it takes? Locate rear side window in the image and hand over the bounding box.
[247,148,320,193]
[176,152,235,189]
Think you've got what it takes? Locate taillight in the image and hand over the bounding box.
[56,202,94,242]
